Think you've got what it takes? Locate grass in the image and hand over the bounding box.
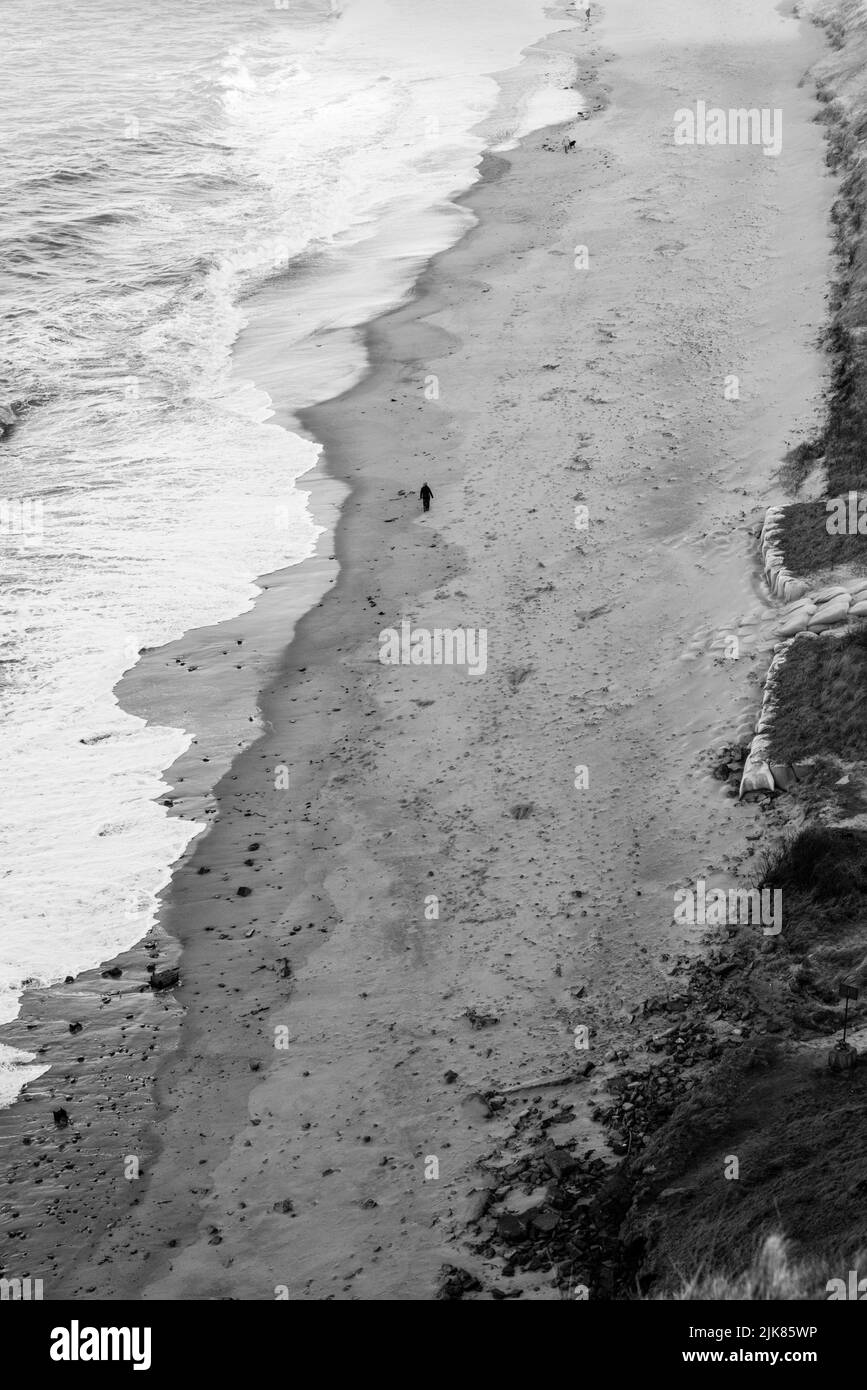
[766,629,867,763]
[777,437,825,495]
[777,498,867,576]
[627,1042,867,1296]
[666,1234,854,1301]
[777,103,867,572]
[759,825,867,924]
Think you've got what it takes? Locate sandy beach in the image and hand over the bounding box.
[0,0,837,1299]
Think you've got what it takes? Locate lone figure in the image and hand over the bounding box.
[419,482,433,513]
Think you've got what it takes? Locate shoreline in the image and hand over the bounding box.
[0,5,592,1298]
[0,0,836,1300]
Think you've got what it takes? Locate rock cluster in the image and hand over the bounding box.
[471,1138,623,1295]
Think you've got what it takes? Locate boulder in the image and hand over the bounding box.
[437,1265,483,1299]
[497,1213,527,1241]
[543,1145,580,1179]
[150,966,180,991]
[530,1210,561,1234]
[462,1091,493,1119]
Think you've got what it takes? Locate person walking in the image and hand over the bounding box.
[419,482,433,513]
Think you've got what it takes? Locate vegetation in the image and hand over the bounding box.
[766,629,867,763]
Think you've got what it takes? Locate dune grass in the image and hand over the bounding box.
[777,498,867,575]
[666,1234,851,1301]
[766,629,867,763]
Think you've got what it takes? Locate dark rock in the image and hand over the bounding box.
[465,1007,499,1030]
[237,885,252,897]
[711,960,738,977]
[462,1091,493,1119]
[543,1145,579,1179]
[68,1022,83,1035]
[444,1069,459,1084]
[531,1210,561,1234]
[273,1198,294,1214]
[437,1265,483,1300]
[53,1108,69,1128]
[101,967,122,979]
[497,1213,527,1241]
[150,966,180,991]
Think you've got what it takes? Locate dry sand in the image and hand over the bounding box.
[0,0,834,1299]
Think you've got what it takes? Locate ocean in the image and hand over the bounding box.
[0,0,582,1104]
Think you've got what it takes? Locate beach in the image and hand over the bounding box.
[0,0,836,1300]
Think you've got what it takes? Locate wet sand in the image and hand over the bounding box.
[0,0,833,1299]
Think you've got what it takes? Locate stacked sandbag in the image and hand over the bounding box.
[739,640,797,799]
[775,580,867,636]
[760,506,808,603]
